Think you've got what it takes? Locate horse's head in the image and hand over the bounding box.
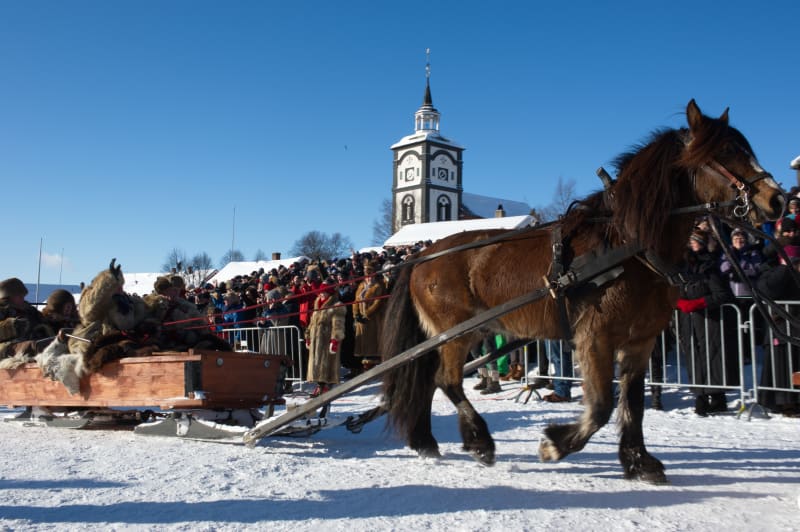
[682,99,785,223]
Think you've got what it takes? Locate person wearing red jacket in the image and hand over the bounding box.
[675,228,736,416]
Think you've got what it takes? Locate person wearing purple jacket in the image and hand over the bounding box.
[719,228,764,297]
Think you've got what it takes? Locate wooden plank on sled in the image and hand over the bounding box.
[242,285,551,446]
[0,349,290,410]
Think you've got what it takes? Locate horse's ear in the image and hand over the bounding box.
[719,107,729,125]
[686,99,703,131]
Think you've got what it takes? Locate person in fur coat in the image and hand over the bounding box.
[42,289,80,333]
[143,275,208,351]
[305,277,346,395]
[0,277,52,359]
[353,263,387,367]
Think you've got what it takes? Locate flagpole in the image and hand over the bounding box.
[231,206,236,262]
[36,237,43,304]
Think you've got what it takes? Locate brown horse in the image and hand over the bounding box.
[379,100,785,484]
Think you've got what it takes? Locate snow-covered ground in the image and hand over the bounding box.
[1,379,798,531]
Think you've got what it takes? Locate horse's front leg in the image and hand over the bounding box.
[539,335,615,461]
[617,338,668,484]
[438,341,495,465]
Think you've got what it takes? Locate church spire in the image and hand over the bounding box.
[415,48,440,133]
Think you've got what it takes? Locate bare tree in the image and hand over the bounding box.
[187,252,215,287]
[253,249,268,261]
[290,231,353,260]
[161,248,187,273]
[219,249,245,268]
[372,198,393,245]
[536,176,578,222]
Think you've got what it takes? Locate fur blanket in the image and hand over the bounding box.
[31,259,233,395]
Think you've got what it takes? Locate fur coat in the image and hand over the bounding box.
[305,290,346,384]
[0,300,52,360]
[353,277,387,358]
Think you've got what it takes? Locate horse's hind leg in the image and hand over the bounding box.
[408,381,441,459]
[438,339,495,465]
[617,338,667,484]
[539,337,615,461]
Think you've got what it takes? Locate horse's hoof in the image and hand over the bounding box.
[469,447,495,466]
[417,447,442,460]
[538,437,563,462]
[624,468,669,485]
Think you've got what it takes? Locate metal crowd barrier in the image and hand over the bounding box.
[219,325,305,383]
[515,300,799,418]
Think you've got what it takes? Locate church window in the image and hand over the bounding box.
[436,195,452,221]
[402,195,416,225]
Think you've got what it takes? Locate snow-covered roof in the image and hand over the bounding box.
[461,192,532,219]
[124,272,163,297]
[390,131,462,150]
[206,256,310,286]
[384,215,535,247]
[791,155,800,169]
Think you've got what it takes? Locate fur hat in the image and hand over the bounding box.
[0,278,28,300]
[169,275,186,290]
[154,276,172,295]
[44,289,75,314]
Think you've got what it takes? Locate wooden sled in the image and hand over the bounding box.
[0,349,292,441]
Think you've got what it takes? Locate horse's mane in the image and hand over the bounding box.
[557,128,686,251]
[608,128,687,251]
[556,111,744,253]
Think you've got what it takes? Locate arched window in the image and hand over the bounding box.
[437,195,451,221]
[402,195,416,225]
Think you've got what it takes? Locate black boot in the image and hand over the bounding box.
[708,393,728,413]
[651,386,663,411]
[473,368,488,391]
[480,370,502,394]
[694,394,709,417]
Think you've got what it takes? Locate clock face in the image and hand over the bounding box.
[405,167,415,182]
[437,168,448,180]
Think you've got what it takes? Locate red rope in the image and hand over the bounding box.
[163,271,392,330]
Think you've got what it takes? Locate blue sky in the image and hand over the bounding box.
[2,1,799,286]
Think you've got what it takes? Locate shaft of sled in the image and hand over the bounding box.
[462,338,531,375]
[242,286,550,446]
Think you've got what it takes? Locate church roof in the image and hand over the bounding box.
[461,192,532,219]
[384,215,535,247]
[390,131,462,149]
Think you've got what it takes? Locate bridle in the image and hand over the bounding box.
[701,159,774,219]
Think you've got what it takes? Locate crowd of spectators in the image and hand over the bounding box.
[664,190,800,417]
[184,243,428,395]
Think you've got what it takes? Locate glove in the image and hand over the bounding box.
[355,314,367,324]
[329,338,339,354]
[676,297,708,314]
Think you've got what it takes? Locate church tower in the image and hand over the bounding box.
[390,50,464,233]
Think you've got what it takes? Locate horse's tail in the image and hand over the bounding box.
[380,264,439,441]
